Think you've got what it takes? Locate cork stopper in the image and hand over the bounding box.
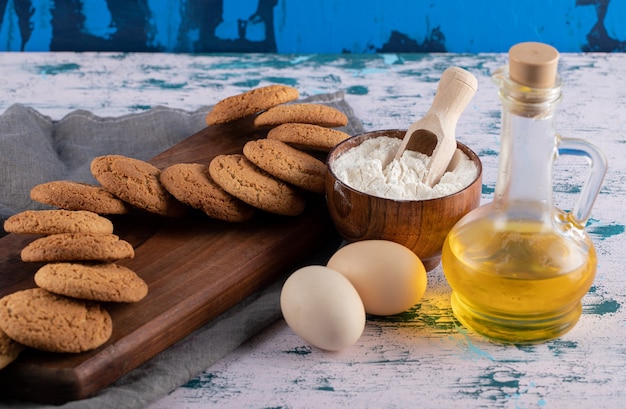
[508,42,559,88]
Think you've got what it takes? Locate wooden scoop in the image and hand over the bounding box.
[393,66,478,187]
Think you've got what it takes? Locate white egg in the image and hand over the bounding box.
[327,240,427,316]
[280,265,366,351]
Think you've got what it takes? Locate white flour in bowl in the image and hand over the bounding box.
[331,136,478,200]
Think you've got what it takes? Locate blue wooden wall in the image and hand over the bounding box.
[0,0,624,53]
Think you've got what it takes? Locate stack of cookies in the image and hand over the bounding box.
[0,209,146,366]
[205,84,352,217]
[26,85,352,223]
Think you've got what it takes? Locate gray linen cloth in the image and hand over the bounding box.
[0,103,208,223]
[0,91,363,408]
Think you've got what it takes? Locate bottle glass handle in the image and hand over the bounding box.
[557,136,608,227]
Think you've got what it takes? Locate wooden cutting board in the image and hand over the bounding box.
[0,117,340,404]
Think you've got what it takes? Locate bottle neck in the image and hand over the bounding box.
[492,68,562,221]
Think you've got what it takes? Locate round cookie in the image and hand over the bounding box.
[21,233,135,263]
[35,263,148,303]
[206,85,300,125]
[209,154,306,216]
[243,139,326,194]
[0,288,112,353]
[4,209,114,235]
[160,163,255,222]
[30,180,131,214]
[267,123,351,152]
[91,155,186,218]
[0,327,24,370]
[253,103,348,128]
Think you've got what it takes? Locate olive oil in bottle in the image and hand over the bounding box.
[443,210,597,343]
[441,42,607,344]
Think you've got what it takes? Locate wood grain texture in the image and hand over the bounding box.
[0,120,338,404]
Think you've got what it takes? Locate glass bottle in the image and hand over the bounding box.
[441,42,608,344]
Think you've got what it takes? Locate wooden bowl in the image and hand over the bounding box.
[325,129,482,271]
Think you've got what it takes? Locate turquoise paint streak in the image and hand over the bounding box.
[382,54,402,65]
[232,79,261,88]
[453,327,496,362]
[182,372,221,389]
[584,299,621,315]
[261,76,298,87]
[345,85,368,95]
[587,223,625,240]
[315,378,335,392]
[554,184,582,194]
[129,104,152,111]
[482,184,495,195]
[38,63,81,75]
[143,78,187,89]
[547,339,578,356]
[479,148,498,157]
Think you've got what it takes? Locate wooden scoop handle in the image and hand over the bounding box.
[427,66,478,130]
[395,66,478,187]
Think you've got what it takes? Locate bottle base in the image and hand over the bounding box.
[450,292,582,344]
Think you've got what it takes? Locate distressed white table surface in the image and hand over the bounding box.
[1,52,625,409]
